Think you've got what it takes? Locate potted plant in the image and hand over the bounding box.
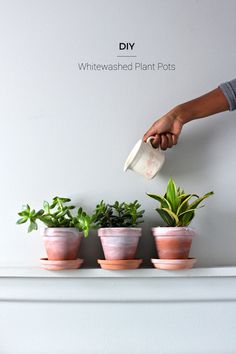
[147,178,213,268]
[17,196,94,265]
[93,200,145,269]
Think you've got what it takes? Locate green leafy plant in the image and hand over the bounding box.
[147,178,214,227]
[17,196,94,236]
[92,200,145,228]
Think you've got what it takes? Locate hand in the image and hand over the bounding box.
[143,107,184,150]
[143,87,229,150]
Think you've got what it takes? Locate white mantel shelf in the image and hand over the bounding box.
[0,266,236,278]
[1,268,236,354]
[1,266,236,304]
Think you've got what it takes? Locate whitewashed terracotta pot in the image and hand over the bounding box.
[98,227,142,260]
[42,228,83,260]
[152,227,196,259]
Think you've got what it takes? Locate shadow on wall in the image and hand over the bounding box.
[191,211,236,267]
[136,216,165,267]
[79,230,104,268]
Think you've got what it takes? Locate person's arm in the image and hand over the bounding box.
[219,79,236,111]
[177,87,229,125]
[143,79,236,150]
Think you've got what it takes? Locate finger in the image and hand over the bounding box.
[149,134,160,148]
[166,133,173,148]
[143,125,158,141]
[172,134,178,145]
[160,134,168,150]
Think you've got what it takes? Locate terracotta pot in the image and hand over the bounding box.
[40,258,83,270]
[151,258,196,270]
[152,227,195,259]
[98,227,142,260]
[97,259,142,270]
[42,228,82,260]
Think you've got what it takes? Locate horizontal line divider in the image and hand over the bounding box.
[1,299,236,304]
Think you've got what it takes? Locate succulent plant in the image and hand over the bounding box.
[147,178,213,227]
[17,196,94,236]
[93,200,145,228]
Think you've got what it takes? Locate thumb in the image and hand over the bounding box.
[149,134,160,148]
[143,125,159,142]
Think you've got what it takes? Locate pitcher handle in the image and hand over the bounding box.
[146,136,160,150]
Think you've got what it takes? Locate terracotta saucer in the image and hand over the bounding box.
[151,258,196,270]
[97,259,143,270]
[40,258,83,270]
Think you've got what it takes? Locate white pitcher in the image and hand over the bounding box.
[123,136,165,179]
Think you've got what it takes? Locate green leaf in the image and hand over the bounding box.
[35,209,44,217]
[30,209,36,216]
[43,201,50,213]
[16,217,28,224]
[19,205,31,217]
[60,197,71,203]
[156,208,176,226]
[50,200,57,209]
[146,193,171,209]
[83,228,89,237]
[38,216,54,227]
[188,191,214,210]
[162,208,179,225]
[77,207,83,217]
[58,209,69,217]
[18,211,27,217]
[178,207,203,218]
[181,211,195,226]
[177,194,197,215]
[166,177,178,212]
[53,196,71,203]
[178,193,198,200]
[28,220,38,233]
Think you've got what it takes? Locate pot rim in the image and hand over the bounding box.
[43,227,80,231]
[98,227,142,237]
[41,227,83,237]
[98,227,142,231]
[151,258,196,264]
[152,226,196,236]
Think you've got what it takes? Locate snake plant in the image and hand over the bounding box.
[147,178,213,227]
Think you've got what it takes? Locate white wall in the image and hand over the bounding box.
[0,0,236,267]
